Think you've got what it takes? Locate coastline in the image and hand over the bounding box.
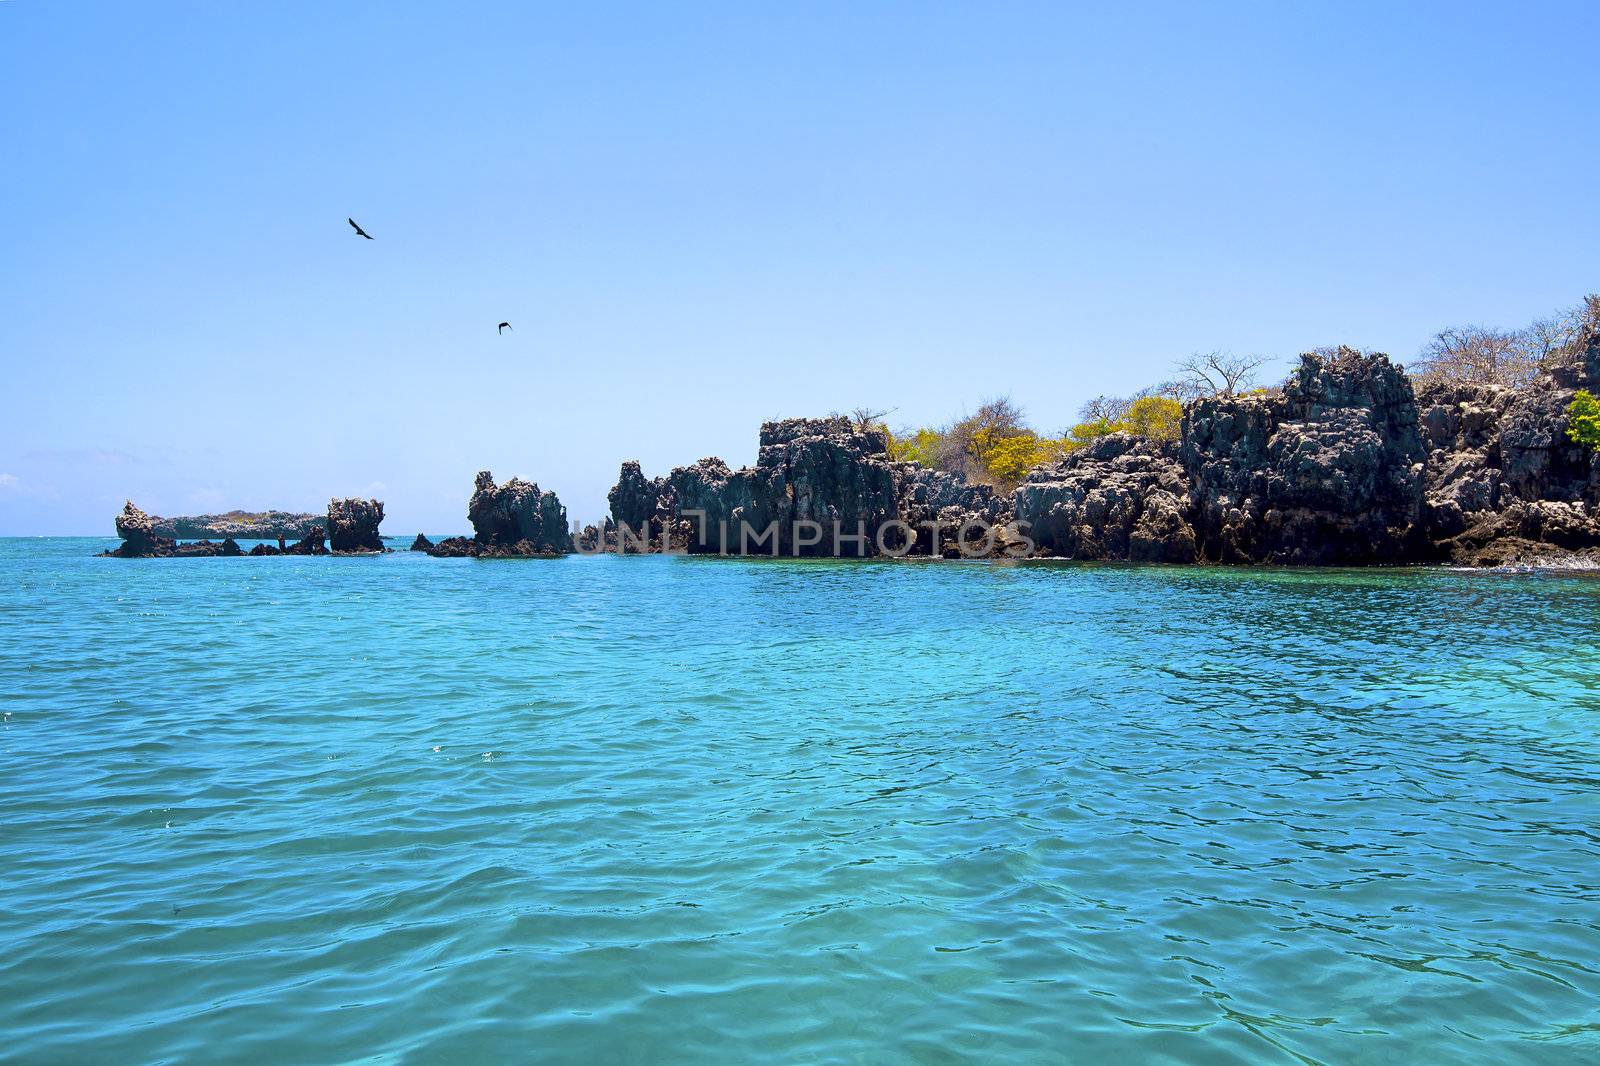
[95,304,1600,569]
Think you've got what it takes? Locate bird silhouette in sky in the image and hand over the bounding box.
[498,321,512,334]
[347,217,374,240]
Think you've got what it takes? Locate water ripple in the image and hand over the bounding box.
[1,541,1598,1063]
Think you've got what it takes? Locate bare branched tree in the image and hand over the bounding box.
[1078,394,1131,424]
[936,397,1027,479]
[1411,325,1539,388]
[1163,351,1268,401]
[848,406,895,431]
[1525,305,1586,364]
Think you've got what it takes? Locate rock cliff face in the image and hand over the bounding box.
[1418,296,1600,565]
[325,497,386,553]
[609,303,1598,567]
[608,461,668,537]
[607,418,1012,557]
[1017,435,1197,562]
[425,471,574,557]
[1181,348,1427,564]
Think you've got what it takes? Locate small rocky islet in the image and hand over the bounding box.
[105,301,1600,567]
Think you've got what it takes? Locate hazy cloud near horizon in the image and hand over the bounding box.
[2,2,1597,536]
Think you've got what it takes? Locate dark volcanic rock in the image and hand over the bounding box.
[282,526,328,555]
[468,471,573,552]
[1182,348,1426,564]
[608,461,668,534]
[106,501,172,557]
[1016,434,1197,562]
[611,418,912,556]
[326,497,386,553]
[424,535,564,559]
[103,504,250,558]
[1418,296,1600,562]
[892,461,1010,557]
[424,472,573,557]
[410,534,435,552]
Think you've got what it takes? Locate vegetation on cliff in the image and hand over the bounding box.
[885,384,1190,490]
[1569,390,1600,449]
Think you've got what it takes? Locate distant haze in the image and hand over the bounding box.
[2,2,1597,535]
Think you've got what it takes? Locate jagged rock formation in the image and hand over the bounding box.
[1419,296,1600,565]
[610,299,1598,567]
[245,528,329,556]
[424,471,574,557]
[608,418,1017,557]
[608,461,668,536]
[103,502,253,557]
[1181,348,1427,564]
[147,510,321,539]
[101,298,1600,569]
[282,526,328,555]
[326,497,386,553]
[1017,435,1197,562]
[107,501,169,557]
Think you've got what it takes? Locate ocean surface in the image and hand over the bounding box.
[2,537,1599,1064]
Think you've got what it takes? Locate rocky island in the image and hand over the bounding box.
[599,298,1600,567]
[104,498,387,558]
[142,510,323,540]
[415,471,574,558]
[103,296,1600,569]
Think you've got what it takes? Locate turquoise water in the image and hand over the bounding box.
[2,538,1599,1064]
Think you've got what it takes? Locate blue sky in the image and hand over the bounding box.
[2,1,1596,535]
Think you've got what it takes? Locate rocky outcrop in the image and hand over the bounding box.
[410,534,434,552]
[608,461,669,536]
[326,497,386,553]
[1181,348,1426,564]
[282,527,328,555]
[892,461,1011,557]
[241,528,327,556]
[1419,296,1600,564]
[103,502,254,557]
[106,501,170,557]
[1017,434,1197,562]
[609,418,973,557]
[423,471,574,557]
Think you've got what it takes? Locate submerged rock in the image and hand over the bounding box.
[326,497,386,553]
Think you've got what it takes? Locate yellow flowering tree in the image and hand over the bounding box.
[1118,395,1182,441]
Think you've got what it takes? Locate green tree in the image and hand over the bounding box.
[1568,390,1600,449]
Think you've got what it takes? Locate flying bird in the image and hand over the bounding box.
[498,322,512,334]
[347,217,373,240]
